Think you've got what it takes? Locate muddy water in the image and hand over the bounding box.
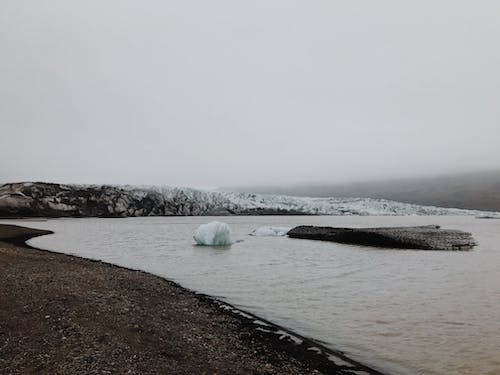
[7,216,500,374]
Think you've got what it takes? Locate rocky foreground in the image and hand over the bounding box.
[0,224,384,375]
[0,182,494,218]
[287,225,476,250]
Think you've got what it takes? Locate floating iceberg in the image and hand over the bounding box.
[250,226,291,237]
[194,221,233,246]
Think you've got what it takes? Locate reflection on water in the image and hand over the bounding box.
[5,216,500,375]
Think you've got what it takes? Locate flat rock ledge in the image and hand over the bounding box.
[287,225,476,250]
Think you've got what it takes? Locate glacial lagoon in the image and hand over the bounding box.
[6,215,500,375]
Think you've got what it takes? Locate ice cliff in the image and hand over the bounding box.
[0,182,496,218]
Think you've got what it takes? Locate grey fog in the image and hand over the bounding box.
[1,0,499,188]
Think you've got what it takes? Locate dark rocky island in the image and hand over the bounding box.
[287,225,476,250]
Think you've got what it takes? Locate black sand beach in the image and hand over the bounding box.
[0,224,383,374]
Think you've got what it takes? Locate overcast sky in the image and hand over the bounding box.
[1,1,499,188]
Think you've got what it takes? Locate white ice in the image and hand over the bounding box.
[250,226,291,237]
[122,185,495,217]
[193,221,233,246]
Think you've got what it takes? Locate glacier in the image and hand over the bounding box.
[1,182,499,218]
[129,185,497,217]
[194,221,233,246]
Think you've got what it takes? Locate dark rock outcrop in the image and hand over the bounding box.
[287,225,476,250]
[0,182,153,217]
[0,182,233,218]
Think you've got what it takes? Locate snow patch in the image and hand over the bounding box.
[193,221,233,246]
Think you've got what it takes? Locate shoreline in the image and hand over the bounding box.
[0,224,385,374]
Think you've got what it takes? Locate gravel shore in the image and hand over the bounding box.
[0,224,383,375]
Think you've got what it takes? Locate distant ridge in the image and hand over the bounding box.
[227,171,500,213]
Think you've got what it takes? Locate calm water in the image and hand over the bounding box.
[5,216,500,374]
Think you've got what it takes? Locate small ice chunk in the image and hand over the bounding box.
[250,226,291,237]
[194,221,233,246]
